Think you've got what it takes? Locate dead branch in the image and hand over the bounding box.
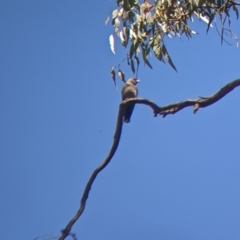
[58,78,240,240]
[59,104,126,240]
[128,78,240,117]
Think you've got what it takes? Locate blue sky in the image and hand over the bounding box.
[0,1,240,240]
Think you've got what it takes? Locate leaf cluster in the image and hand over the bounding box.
[108,0,239,73]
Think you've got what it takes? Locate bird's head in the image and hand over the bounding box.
[127,77,140,85]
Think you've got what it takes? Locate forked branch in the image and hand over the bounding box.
[58,78,240,240]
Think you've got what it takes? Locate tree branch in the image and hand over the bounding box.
[127,78,240,117]
[59,104,126,240]
[58,78,240,240]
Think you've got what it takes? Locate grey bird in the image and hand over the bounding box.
[121,78,140,123]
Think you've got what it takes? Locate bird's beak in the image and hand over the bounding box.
[136,79,140,83]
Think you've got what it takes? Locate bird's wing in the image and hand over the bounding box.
[122,82,137,101]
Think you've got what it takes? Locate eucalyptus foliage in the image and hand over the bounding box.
[108,0,239,74]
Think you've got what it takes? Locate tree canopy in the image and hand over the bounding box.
[108,0,239,76]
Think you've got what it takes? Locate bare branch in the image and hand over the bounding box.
[58,78,240,239]
[121,79,240,117]
[159,78,240,116]
[59,104,126,240]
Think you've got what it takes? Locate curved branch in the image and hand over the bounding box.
[59,78,239,239]
[126,78,240,117]
[160,78,240,116]
[59,104,126,240]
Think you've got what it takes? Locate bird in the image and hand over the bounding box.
[121,78,140,123]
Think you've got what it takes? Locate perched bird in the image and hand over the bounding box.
[121,78,140,123]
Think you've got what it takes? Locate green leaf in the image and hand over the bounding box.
[127,54,130,65]
[175,21,181,32]
[122,0,131,11]
[162,44,177,72]
[129,0,138,6]
[142,45,152,69]
[233,5,239,19]
[134,56,140,66]
[153,44,164,62]
[206,14,214,33]
[151,22,155,36]
[129,40,139,58]
[123,27,129,47]
[130,58,135,74]
[150,35,164,63]
[134,55,140,74]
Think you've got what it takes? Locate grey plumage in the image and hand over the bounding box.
[121,78,139,123]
